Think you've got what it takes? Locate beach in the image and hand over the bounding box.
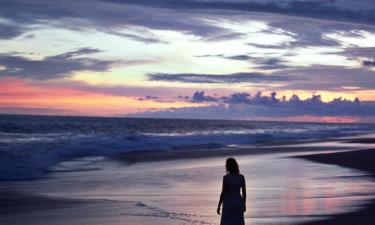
[1,134,375,225]
[297,148,375,225]
[1,0,375,224]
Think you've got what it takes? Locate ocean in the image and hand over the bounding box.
[2,114,375,225]
[1,114,374,181]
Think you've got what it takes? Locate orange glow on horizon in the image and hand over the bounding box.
[0,78,373,122]
[0,78,207,116]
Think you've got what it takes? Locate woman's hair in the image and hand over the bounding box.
[226,157,239,173]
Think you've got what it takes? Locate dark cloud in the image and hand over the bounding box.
[136,95,176,103]
[129,91,375,120]
[275,65,375,90]
[223,54,289,70]
[254,58,289,70]
[248,43,288,49]
[137,95,160,101]
[253,19,374,49]
[0,48,118,79]
[103,0,375,25]
[148,72,292,84]
[362,60,375,66]
[0,0,373,95]
[343,47,375,59]
[192,91,217,102]
[222,92,252,104]
[23,34,35,39]
[0,0,374,45]
[0,0,237,42]
[0,23,27,39]
[191,91,287,105]
[337,47,375,68]
[220,91,375,117]
[225,55,253,61]
[108,31,166,44]
[267,20,342,47]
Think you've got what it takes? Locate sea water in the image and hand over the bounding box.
[1,114,375,181]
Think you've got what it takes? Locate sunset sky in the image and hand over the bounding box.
[0,0,374,122]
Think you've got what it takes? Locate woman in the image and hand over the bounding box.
[217,157,246,225]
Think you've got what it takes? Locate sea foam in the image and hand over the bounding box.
[0,115,374,181]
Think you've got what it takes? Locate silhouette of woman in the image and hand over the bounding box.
[217,157,246,225]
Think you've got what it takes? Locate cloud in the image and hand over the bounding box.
[104,0,375,25]
[248,43,289,49]
[148,72,292,83]
[103,1,375,48]
[222,92,252,104]
[137,95,160,101]
[0,0,373,102]
[0,22,27,39]
[128,91,375,120]
[103,29,167,44]
[136,95,176,103]
[275,65,375,90]
[221,54,289,70]
[254,58,289,70]
[267,20,342,47]
[192,91,217,102]
[0,48,118,79]
[0,0,374,45]
[363,59,375,66]
[225,55,252,61]
[343,47,375,59]
[220,91,375,117]
[0,0,238,42]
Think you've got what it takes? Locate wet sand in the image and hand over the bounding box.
[1,136,374,225]
[115,144,352,164]
[0,189,86,215]
[296,148,375,225]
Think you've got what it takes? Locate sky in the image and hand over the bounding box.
[0,0,374,122]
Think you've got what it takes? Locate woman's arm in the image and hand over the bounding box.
[217,176,226,215]
[241,175,247,212]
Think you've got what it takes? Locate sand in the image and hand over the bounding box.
[296,148,375,225]
[1,136,374,225]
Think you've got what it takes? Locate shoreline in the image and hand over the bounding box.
[115,145,350,164]
[114,143,360,165]
[295,148,375,225]
[114,134,375,164]
[115,136,375,225]
[1,136,374,225]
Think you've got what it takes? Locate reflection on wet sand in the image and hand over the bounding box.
[2,148,375,225]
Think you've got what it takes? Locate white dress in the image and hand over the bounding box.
[221,173,245,225]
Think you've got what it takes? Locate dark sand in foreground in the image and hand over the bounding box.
[296,148,375,225]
